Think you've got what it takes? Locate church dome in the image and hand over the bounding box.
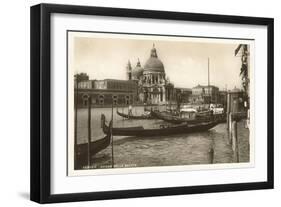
[132,58,143,79]
[144,44,165,73]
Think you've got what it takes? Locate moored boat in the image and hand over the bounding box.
[116,110,154,120]
[150,110,191,124]
[101,114,218,137]
[150,110,225,124]
[76,120,112,167]
[77,120,112,158]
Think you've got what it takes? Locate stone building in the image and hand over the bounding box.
[128,44,174,105]
[175,88,192,104]
[189,84,219,104]
[75,79,138,107]
[218,90,228,107]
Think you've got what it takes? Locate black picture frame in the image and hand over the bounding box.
[30,3,274,204]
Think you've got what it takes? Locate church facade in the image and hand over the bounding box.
[126,44,174,105]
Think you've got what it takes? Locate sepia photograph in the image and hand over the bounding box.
[67,31,253,175]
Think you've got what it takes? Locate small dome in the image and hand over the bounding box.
[132,59,143,79]
[144,44,165,73]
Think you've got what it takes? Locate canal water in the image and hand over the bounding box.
[76,106,249,169]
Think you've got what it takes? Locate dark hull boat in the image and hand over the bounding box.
[151,110,191,124]
[116,110,154,120]
[150,110,216,124]
[77,133,111,158]
[151,110,227,124]
[77,116,112,160]
[76,130,111,168]
[101,114,218,137]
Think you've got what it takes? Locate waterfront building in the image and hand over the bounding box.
[77,80,94,89]
[218,90,227,107]
[74,73,90,88]
[189,84,219,104]
[75,79,138,107]
[174,88,192,104]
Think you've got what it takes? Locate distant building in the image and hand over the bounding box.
[75,79,138,107]
[218,90,227,107]
[174,88,192,103]
[189,84,219,104]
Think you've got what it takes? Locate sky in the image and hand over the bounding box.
[71,32,251,90]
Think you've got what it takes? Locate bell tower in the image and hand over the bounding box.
[126,60,132,80]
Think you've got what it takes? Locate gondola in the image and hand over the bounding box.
[196,110,212,117]
[76,130,112,168]
[150,110,215,124]
[116,110,154,120]
[77,118,112,159]
[101,114,218,137]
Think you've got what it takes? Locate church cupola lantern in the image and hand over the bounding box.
[150,43,158,58]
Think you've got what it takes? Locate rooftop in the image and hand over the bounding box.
[193,84,219,89]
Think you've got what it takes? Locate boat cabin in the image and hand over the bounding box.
[179,108,197,119]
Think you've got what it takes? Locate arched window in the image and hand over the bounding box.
[125,95,130,105]
[98,95,104,105]
[113,95,118,105]
[82,94,89,106]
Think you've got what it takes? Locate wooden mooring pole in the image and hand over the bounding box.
[74,79,79,169]
[226,93,231,130]
[122,107,124,121]
[232,121,239,162]
[87,95,92,168]
[208,148,214,164]
[228,112,233,144]
[111,103,114,168]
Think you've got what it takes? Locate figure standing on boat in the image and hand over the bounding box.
[128,104,133,116]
